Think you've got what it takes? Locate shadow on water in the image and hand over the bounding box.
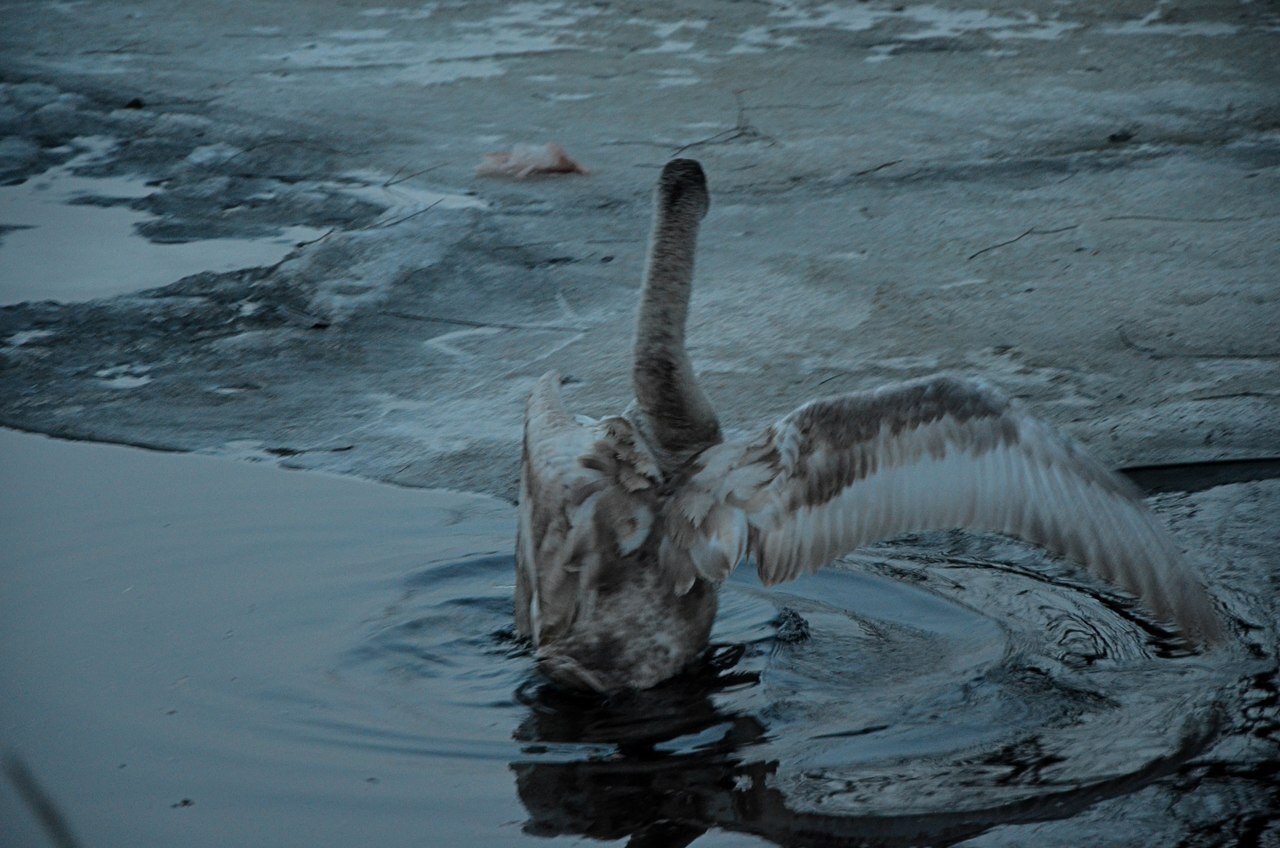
[3,753,82,848]
[1121,456,1280,495]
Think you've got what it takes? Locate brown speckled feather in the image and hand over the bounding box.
[517,371,661,648]
[664,375,1222,644]
[517,159,1222,694]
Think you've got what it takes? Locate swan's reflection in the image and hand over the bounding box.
[511,646,764,846]
[509,645,1219,848]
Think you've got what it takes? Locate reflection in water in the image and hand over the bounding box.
[511,661,765,846]
[489,531,1256,846]
[508,634,1222,848]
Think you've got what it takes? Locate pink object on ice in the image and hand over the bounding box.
[476,143,588,179]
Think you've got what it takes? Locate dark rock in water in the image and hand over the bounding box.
[771,607,811,643]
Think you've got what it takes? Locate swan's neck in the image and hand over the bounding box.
[633,208,721,470]
[638,215,699,350]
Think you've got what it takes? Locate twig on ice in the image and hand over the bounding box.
[968,225,1079,261]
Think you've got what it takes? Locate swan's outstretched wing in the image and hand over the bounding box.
[664,375,1221,643]
[517,371,661,647]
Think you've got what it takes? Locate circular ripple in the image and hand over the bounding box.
[332,536,1239,845]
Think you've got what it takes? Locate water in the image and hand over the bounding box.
[1121,457,1280,495]
[0,430,1263,847]
[0,139,324,306]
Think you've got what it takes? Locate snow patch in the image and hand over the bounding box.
[95,364,153,389]
[655,70,701,89]
[639,39,697,54]
[361,392,518,453]
[1103,20,1239,37]
[424,327,502,360]
[359,5,436,21]
[330,29,392,41]
[750,3,1080,49]
[334,170,488,214]
[730,25,800,54]
[270,2,602,86]
[185,143,243,167]
[98,374,153,389]
[4,329,54,349]
[274,203,475,322]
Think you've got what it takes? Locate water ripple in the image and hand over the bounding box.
[334,536,1249,845]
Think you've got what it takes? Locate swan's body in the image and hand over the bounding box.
[516,159,1221,693]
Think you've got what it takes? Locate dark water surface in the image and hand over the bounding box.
[0,430,1263,847]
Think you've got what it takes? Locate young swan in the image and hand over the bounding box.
[516,159,1221,694]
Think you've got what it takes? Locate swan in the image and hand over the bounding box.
[516,158,1222,693]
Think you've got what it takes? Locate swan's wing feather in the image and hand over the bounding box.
[667,375,1221,643]
[518,371,661,646]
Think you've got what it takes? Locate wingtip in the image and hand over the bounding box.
[1144,560,1227,650]
[1181,590,1228,650]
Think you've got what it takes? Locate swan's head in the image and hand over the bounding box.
[534,570,719,694]
[657,158,710,222]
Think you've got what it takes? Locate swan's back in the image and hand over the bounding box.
[516,371,662,646]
